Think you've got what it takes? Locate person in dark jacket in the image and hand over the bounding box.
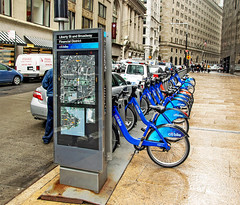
[42,68,53,144]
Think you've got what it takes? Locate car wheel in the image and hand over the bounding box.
[13,76,21,85]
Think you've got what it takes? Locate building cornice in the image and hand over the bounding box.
[124,0,146,16]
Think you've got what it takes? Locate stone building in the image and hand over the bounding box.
[221,0,240,74]
[112,0,146,60]
[159,0,222,66]
[0,0,112,67]
[141,0,161,62]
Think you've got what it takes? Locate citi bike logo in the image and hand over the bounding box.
[168,132,182,137]
[173,113,183,117]
[115,114,122,126]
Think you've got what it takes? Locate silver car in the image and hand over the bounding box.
[30,73,132,120]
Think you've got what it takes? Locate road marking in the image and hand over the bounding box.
[190,127,240,134]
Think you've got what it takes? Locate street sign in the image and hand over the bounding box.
[187,55,191,60]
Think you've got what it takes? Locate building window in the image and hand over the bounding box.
[98,23,106,31]
[143,37,145,44]
[64,11,75,30]
[83,0,93,11]
[0,0,11,16]
[82,17,92,29]
[27,0,50,27]
[98,3,106,19]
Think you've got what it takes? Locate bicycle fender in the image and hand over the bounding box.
[155,108,189,126]
[166,99,187,109]
[147,124,189,142]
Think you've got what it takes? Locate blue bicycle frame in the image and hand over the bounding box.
[112,105,170,150]
[126,96,188,127]
[140,84,188,110]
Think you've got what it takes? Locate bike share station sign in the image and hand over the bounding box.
[53,29,108,193]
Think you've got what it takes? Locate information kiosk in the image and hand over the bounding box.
[53,29,107,193]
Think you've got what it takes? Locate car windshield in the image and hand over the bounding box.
[126,65,144,75]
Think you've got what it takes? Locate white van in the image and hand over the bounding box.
[15,54,53,79]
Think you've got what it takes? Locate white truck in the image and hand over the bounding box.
[15,54,53,80]
[120,61,151,85]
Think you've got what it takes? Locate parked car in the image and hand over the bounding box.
[209,64,224,72]
[208,64,224,72]
[149,65,166,78]
[121,61,151,85]
[31,73,132,120]
[0,63,23,85]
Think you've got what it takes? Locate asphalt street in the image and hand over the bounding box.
[0,82,56,205]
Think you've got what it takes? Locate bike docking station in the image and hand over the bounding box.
[39,28,134,205]
[53,28,109,193]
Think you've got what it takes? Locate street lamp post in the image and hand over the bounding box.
[170,22,188,67]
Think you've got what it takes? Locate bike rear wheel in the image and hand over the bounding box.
[146,125,190,168]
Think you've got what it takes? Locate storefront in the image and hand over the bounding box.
[0,31,26,68]
[23,36,53,54]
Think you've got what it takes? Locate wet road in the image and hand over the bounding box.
[108,72,240,204]
[0,81,55,205]
[0,80,41,97]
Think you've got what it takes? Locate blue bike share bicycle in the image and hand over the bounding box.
[112,90,190,168]
[125,86,189,133]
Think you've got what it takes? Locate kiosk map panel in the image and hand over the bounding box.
[57,51,99,150]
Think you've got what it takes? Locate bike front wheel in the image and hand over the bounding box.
[140,96,149,115]
[146,125,190,168]
[125,105,137,132]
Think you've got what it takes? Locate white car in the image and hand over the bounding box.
[209,64,224,72]
[121,63,151,85]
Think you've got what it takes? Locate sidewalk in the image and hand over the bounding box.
[7,72,240,205]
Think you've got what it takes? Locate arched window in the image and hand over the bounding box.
[175,57,178,65]
[238,59,240,64]
[179,57,182,65]
[170,56,173,63]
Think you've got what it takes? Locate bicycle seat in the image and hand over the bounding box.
[149,105,166,114]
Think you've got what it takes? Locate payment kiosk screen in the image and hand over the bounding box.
[56,51,99,150]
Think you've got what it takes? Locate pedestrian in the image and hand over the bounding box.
[203,64,207,72]
[42,68,53,144]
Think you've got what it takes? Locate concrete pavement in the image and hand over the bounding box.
[7,72,240,205]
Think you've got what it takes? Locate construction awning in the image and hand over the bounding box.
[0,31,26,46]
[24,36,53,49]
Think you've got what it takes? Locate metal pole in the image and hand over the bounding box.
[185,32,187,66]
[59,22,64,31]
[14,33,16,68]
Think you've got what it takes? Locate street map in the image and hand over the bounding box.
[59,54,96,105]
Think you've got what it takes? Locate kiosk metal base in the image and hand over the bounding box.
[60,166,107,193]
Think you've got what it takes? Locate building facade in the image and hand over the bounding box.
[141,0,161,62]
[112,0,146,61]
[159,0,222,66]
[221,0,240,74]
[0,0,112,67]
